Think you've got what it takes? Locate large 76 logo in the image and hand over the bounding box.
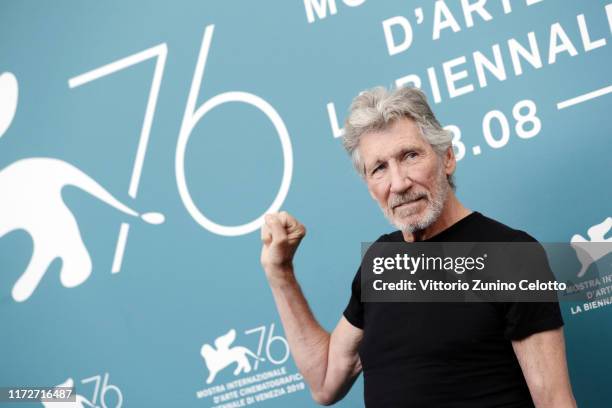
[68,25,293,273]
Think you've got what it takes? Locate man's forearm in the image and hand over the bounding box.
[512,328,577,408]
[531,388,577,408]
[266,265,331,394]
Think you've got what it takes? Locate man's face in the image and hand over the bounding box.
[358,117,454,233]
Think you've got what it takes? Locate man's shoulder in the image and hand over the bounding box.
[375,211,540,243]
[470,212,538,242]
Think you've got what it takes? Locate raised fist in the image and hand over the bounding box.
[260,211,306,279]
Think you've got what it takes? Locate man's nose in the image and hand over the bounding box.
[389,162,412,194]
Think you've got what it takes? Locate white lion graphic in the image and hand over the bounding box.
[571,217,612,277]
[0,71,164,302]
[0,71,18,138]
[0,158,165,302]
[200,329,264,384]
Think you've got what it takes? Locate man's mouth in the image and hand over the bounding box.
[393,197,424,210]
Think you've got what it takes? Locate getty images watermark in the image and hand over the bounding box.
[359,242,612,303]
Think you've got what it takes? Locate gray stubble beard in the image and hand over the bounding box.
[382,163,450,234]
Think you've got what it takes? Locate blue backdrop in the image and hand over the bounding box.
[1,1,611,407]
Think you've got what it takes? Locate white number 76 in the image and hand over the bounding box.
[68,25,293,272]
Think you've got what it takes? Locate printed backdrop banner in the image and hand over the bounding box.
[1,1,611,407]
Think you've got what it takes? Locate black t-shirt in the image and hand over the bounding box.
[343,211,564,408]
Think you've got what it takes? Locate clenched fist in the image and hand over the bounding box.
[260,211,306,282]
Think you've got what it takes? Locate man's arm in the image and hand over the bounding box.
[512,327,577,408]
[261,212,363,405]
[268,273,363,405]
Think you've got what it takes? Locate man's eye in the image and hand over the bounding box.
[372,164,386,174]
[403,151,418,160]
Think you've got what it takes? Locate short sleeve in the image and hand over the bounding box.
[502,301,564,340]
[502,236,564,340]
[343,267,364,329]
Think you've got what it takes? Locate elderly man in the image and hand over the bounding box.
[260,86,576,407]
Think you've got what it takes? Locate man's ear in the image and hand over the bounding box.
[444,146,456,176]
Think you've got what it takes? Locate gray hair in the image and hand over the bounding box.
[342,86,455,190]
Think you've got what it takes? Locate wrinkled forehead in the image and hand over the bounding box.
[358,118,432,163]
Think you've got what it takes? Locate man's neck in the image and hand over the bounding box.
[401,193,472,242]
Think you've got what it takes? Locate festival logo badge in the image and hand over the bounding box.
[196,323,305,407]
[571,217,612,277]
[41,373,122,408]
[567,216,612,316]
[201,329,265,384]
